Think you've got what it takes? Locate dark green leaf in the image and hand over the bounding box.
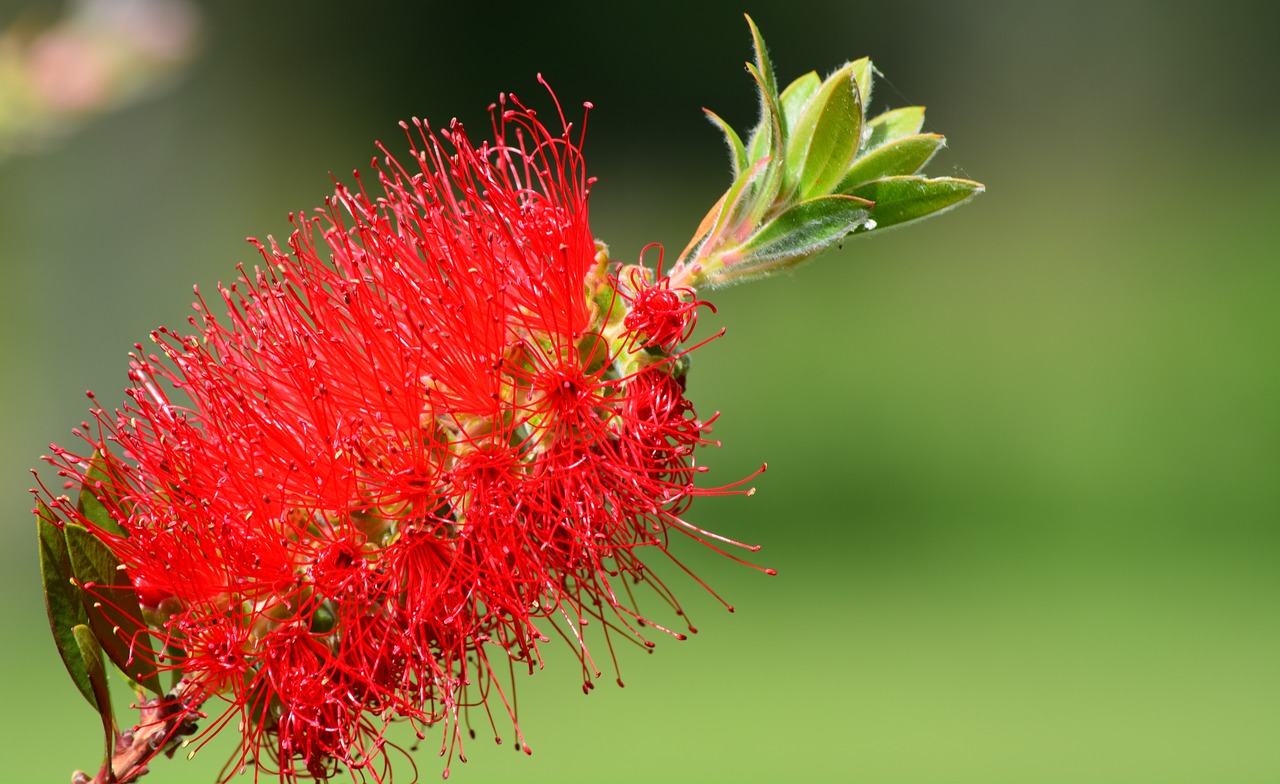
[863,106,926,152]
[847,175,985,231]
[63,523,164,697]
[703,108,748,179]
[837,134,944,192]
[786,63,863,200]
[37,501,96,708]
[720,194,872,281]
[73,624,114,768]
[78,450,127,538]
[165,643,187,691]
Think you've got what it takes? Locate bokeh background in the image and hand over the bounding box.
[2,1,1277,781]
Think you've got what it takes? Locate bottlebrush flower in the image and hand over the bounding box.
[35,16,981,784]
[39,88,765,782]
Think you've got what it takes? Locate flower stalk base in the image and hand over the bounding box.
[71,688,202,784]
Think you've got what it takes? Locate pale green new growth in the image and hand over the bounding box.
[671,15,984,289]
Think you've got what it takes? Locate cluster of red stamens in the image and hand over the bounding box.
[40,87,767,782]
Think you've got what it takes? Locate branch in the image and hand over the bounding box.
[72,687,203,784]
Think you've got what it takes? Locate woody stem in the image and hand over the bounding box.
[74,689,203,784]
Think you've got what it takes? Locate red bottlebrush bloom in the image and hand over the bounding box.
[40,86,766,782]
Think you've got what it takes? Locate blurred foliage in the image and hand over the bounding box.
[2,1,1277,782]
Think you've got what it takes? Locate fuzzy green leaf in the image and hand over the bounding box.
[63,523,164,697]
[78,450,127,538]
[723,194,872,278]
[38,501,96,708]
[745,14,778,109]
[864,106,926,152]
[847,175,985,231]
[848,57,873,115]
[745,61,785,163]
[704,108,748,179]
[743,14,781,163]
[838,134,944,192]
[736,126,785,230]
[787,63,863,200]
[778,71,820,136]
[693,155,770,266]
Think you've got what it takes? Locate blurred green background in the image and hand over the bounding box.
[3,1,1277,781]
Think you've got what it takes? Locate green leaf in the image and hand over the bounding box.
[847,175,985,231]
[745,61,784,163]
[37,501,96,708]
[743,14,781,163]
[165,643,187,691]
[683,154,773,275]
[677,191,727,268]
[736,118,785,229]
[78,450,127,538]
[720,194,873,280]
[778,71,820,136]
[708,157,766,243]
[73,624,115,769]
[63,523,164,697]
[703,108,748,180]
[848,57,873,115]
[786,63,863,200]
[837,134,944,192]
[863,106,926,152]
[745,14,778,108]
